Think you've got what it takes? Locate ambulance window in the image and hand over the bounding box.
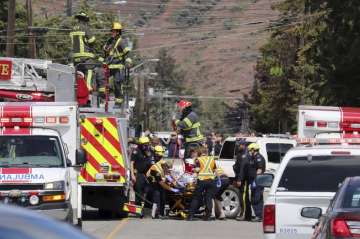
[266,143,293,164]
[278,155,360,192]
[219,141,236,160]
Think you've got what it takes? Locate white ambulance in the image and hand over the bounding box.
[261,105,360,239]
[0,102,78,223]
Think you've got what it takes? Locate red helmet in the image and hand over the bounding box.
[177,100,192,110]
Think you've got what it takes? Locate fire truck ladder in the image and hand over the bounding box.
[0,57,75,102]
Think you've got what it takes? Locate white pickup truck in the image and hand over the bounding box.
[216,136,296,218]
[260,145,360,239]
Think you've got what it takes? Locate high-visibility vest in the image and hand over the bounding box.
[197,156,215,180]
[69,26,95,60]
[146,161,165,182]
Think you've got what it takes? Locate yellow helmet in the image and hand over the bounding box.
[248,143,260,151]
[154,145,165,157]
[138,136,150,145]
[112,22,122,31]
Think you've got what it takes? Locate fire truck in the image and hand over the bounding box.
[0,58,131,227]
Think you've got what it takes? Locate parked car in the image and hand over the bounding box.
[216,135,296,219]
[307,176,360,239]
[258,145,360,239]
[0,204,93,239]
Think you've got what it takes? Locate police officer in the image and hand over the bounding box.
[233,138,249,220]
[236,142,257,221]
[103,22,132,106]
[248,143,266,222]
[70,12,96,92]
[188,146,217,221]
[130,136,153,213]
[146,158,179,219]
[173,100,204,159]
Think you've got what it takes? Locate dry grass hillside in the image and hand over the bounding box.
[32,0,278,98]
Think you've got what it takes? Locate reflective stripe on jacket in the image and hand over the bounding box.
[146,161,165,181]
[197,156,216,180]
[69,26,95,60]
[105,36,131,68]
[175,111,204,143]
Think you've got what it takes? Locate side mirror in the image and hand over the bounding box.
[255,173,274,188]
[66,158,72,167]
[76,149,87,165]
[301,207,322,219]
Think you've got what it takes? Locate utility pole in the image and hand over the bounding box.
[26,0,36,58]
[6,0,16,57]
[66,0,72,17]
[144,76,149,130]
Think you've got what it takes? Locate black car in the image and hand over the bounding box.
[0,204,93,239]
[304,176,360,239]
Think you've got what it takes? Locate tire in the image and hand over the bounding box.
[221,185,240,219]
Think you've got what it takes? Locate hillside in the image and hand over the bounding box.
[136,0,279,97]
[31,0,278,98]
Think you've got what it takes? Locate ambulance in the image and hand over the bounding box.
[0,58,131,228]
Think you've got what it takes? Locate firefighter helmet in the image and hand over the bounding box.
[112,22,122,31]
[138,136,150,145]
[248,143,260,151]
[75,12,89,22]
[177,100,192,110]
[154,145,165,157]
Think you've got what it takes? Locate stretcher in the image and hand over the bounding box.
[167,172,198,219]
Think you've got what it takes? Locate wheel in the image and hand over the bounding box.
[221,185,240,219]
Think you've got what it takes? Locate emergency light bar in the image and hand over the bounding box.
[297,137,360,145]
[298,106,360,138]
[0,116,69,127]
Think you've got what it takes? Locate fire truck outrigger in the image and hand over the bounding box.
[0,57,131,227]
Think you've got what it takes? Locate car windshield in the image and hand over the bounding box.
[266,143,293,164]
[341,181,360,208]
[278,155,360,192]
[0,136,63,168]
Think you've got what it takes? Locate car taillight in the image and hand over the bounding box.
[331,218,351,237]
[263,204,275,233]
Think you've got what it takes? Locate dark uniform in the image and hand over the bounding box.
[146,161,167,218]
[69,15,96,92]
[237,151,255,221]
[175,109,204,158]
[251,153,266,220]
[189,156,217,220]
[131,148,153,207]
[233,146,249,219]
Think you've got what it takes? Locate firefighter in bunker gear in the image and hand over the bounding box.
[102,22,132,106]
[130,136,153,213]
[173,100,204,158]
[188,147,217,221]
[146,159,178,219]
[70,12,97,92]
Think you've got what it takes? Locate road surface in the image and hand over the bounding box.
[83,213,263,239]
